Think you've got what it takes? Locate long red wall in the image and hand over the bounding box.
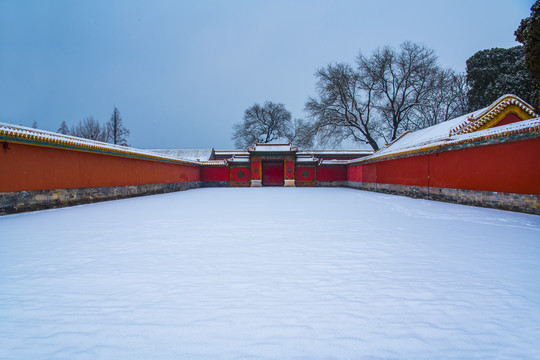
[1,142,200,192]
[347,138,540,195]
[200,166,229,182]
[317,165,347,182]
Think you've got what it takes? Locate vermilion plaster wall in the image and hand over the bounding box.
[200,166,229,182]
[317,165,347,182]
[1,142,200,192]
[348,138,540,195]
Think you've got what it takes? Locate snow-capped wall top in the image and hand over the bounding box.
[215,150,249,156]
[227,155,251,163]
[352,117,540,163]
[295,154,318,163]
[449,94,537,136]
[351,94,540,163]
[148,149,214,161]
[298,149,373,156]
[0,122,200,165]
[248,143,298,153]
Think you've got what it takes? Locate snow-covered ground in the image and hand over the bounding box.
[1,188,539,359]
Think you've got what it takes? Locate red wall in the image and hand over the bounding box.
[318,165,347,181]
[347,163,363,182]
[493,113,522,127]
[1,142,200,192]
[347,138,540,195]
[200,166,229,182]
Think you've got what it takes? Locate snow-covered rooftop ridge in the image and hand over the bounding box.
[296,154,318,163]
[451,117,540,142]
[148,149,214,161]
[215,150,249,155]
[298,149,374,155]
[319,159,350,165]
[371,112,476,157]
[0,122,200,165]
[227,154,250,163]
[358,117,540,162]
[449,94,537,136]
[200,160,228,166]
[354,94,539,162]
[248,143,297,152]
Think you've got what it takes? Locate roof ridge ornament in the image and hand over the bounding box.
[449,94,537,137]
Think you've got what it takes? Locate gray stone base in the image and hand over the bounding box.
[201,181,230,188]
[0,181,200,215]
[251,180,262,187]
[317,181,348,187]
[347,181,540,215]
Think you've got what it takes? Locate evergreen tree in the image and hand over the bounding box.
[515,0,540,110]
[105,107,130,146]
[466,46,536,111]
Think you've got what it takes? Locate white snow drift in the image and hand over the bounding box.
[1,188,539,359]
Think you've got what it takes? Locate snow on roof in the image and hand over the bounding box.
[373,112,477,157]
[248,143,297,152]
[227,155,251,163]
[298,150,374,155]
[295,155,318,163]
[357,94,539,162]
[200,160,228,166]
[215,150,249,155]
[449,94,537,136]
[319,159,350,165]
[355,118,540,163]
[0,122,200,165]
[149,149,214,161]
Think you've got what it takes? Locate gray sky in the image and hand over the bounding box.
[0,0,534,149]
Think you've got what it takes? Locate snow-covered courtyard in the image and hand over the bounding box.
[1,188,539,359]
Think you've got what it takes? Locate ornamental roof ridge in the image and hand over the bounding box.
[449,94,537,136]
[348,117,540,164]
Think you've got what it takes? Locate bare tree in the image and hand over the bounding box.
[306,42,464,150]
[286,118,316,149]
[71,117,108,141]
[412,70,468,129]
[232,101,294,149]
[105,107,130,146]
[359,42,439,142]
[305,63,380,150]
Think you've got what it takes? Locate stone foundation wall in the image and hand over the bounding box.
[0,182,200,215]
[200,181,230,188]
[317,181,348,187]
[347,181,540,215]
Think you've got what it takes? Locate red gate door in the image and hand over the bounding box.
[262,161,284,186]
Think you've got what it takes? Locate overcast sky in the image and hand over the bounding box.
[0,0,534,149]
